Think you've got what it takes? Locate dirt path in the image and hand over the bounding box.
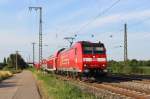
[0,70,41,99]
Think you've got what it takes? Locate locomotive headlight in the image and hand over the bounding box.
[97,58,106,62]
[83,58,92,61]
[84,64,87,67]
[102,64,105,67]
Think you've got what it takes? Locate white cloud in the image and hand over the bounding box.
[43,9,150,60]
[123,10,150,21]
[88,9,150,30]
[1,1,150,61]
[58,9,150,34]
[0,28,37,61]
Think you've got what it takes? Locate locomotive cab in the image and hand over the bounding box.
[81,41,107,76]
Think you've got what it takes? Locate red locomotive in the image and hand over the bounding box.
[35,41,107,78]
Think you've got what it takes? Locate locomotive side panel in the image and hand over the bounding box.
[56,43,83,72]
[68,43,83,72]
[68,48,76,71]
[74,43,84,72]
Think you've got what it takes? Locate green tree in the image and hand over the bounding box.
[130,59,138,66]
[6,53,28,69]
[3,57,7,65]
[146,60,150,66]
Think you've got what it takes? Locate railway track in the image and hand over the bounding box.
[91,82,150,99]
[55,73,150,99]
[133,80,150,85]
[101,82,150,97]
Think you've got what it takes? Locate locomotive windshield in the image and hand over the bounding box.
[93,47,104,54]
[83,45,105,54]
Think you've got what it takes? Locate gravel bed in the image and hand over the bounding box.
[69,81,132,99]
[105,81,150,94]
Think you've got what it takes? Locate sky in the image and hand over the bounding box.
[0,0,150,62]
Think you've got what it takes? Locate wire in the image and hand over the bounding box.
[76,0,121,34]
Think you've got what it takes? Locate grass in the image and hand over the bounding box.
[30,68,96,99]
[0,71,13,81]
[107,65,150,75]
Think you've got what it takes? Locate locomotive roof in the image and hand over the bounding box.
[77,41,104,46]
[54,41,104,54]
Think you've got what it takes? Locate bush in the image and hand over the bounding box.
[0,71,13,81]
[108,60,150,75]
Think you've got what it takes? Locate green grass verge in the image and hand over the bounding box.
[107,65,150,75]
[30,68,96,99]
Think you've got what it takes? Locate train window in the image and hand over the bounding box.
[83,43,105,54]
[84,47,93,50]
[95,47,104,51]
[93,47,104,54]
[83,47,93,54]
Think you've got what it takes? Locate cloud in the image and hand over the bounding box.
[43,9,150,52]
[57,9,150,34]
[89,10,149,30]
[1,1,150,61]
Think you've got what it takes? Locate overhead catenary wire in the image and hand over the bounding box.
[76,0,121,34]
[108,16,150,44]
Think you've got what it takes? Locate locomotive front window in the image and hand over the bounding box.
[83,47,93,54]
[93,47,104,54]
[83,46,105,54]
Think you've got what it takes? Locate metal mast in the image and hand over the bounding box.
[32,42,36,66]
[16,51,18,70]
[29,7,43,65]
[124,23,128,62]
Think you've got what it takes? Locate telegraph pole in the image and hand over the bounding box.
[16,51,18,70]
[32,42,36,66]
[124,23,128,62]
[29,7,43,65]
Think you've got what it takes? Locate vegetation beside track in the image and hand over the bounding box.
[0,71,13,81]
[107,59,150,75]
[2,66,22,74]
[0,53,28,79]
[0,68,22,82]
[30,68,96,99]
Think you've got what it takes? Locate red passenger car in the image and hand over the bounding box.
[41,59,47,70]
[46,54,57,71]
[34,63,41,70]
